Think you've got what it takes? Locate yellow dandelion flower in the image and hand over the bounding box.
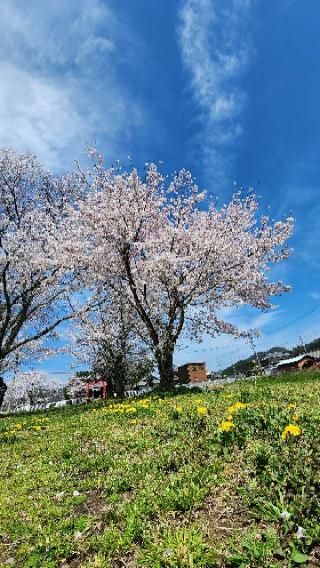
[175,405,183,414]
[281,424,301,441]
[227,401,247,414]
[126,407,137,414]
[287,403,296,409]
[197,406,208,416]
[234,401,247,410]
[33,425,42,432]
[14,423,23,430]
[218,420,234,432]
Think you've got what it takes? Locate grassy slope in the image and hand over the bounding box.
[1,372,320,568]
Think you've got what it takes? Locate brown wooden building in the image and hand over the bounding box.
[276,354,315,373]
[178,362,208,384]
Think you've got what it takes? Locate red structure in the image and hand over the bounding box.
[85,378,107,401]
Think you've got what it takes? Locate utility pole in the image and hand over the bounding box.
[217,358,223,375]
[248,336,263,384]
[299,336,307,354]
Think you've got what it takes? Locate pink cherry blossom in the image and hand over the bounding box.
[0,149,86,374]
[68,156,293,388]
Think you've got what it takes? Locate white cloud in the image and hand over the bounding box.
[177,0,254,185]
[174,305,282,370]
[0,63,84,168]
[310,292,320,301]
[0,0,145,169]
[175,304,320,371]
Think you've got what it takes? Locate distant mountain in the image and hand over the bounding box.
[222,339,320,376]
[221,347,284,376]
[267,346,289,353]
[291,337,320,356]
[222,355,255,376]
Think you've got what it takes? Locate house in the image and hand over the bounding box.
[276,354,315,373]
[206,371,223,381]
[178,362,208,384]
[260,350,291,368]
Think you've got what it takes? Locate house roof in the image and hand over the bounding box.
[178,362,206,368]
[277,354,314,367]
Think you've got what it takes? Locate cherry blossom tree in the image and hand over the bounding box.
[0,148,84,374]
[0,377,7,409]
[68,154,294,389]
[70,290,155,396]
[2,371,62,412]
[65,375,86,400]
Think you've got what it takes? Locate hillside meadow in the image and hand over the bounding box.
[1,372,320,567]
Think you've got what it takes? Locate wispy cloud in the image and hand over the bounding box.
[310,292,320,301]
[175,305,282,370]
[176,306,320,371]
[0,0,145,169]
[178,0,254,186]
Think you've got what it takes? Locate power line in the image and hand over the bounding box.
[264,304,320,336]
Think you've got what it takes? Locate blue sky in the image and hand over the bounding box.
[1,0,320,375]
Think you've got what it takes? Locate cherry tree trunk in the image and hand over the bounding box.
[157,350,175,390]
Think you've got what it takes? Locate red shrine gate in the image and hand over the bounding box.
[85,378,107,401]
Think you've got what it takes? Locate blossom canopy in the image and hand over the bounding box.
[67,154,293,387]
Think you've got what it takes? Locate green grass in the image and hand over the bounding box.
[1,371,320,567]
